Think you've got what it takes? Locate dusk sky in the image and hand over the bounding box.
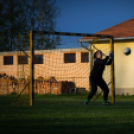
[55,0,134,34]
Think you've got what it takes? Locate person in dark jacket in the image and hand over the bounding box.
[84,50,113,105]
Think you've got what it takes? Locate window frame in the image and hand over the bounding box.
[81,52,89,63]
[64,53,76,63]
[3,56,13,65]
[18,56,28,64]
[34,55,44,64]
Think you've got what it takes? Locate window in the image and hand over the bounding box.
[18,56,28,64]
[64,53,76,63]
[4,56,13,65]
[34,55,43,64]
[81,52,89,63]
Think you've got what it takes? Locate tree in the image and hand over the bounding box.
[29,0,61,50]
[0,0,60,51]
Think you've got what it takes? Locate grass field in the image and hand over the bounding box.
[0,94,134,134]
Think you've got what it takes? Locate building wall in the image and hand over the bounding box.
[0,49,90,92]
[114,41,134,95]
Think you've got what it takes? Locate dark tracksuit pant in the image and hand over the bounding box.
[88,76,109,101]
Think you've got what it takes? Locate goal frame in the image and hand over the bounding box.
[29,31,115,106]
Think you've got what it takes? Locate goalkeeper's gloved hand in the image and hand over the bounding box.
[108,51,114,58]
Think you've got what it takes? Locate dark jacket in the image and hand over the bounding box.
[90,56,113,79]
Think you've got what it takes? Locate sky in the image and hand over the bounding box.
[55,0,134,34]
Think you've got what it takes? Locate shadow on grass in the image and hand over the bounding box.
[0,95,134,134]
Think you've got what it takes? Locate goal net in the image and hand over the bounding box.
[0,31,114,105]
[29,31,114,105]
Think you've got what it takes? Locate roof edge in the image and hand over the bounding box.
[79,37,134,43]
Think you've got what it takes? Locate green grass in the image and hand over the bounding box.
[0,94,134,134]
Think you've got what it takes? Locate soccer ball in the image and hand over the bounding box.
[123,47,131,55]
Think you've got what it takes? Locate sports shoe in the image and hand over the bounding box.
[103,102,110,105]
[84,98,89,106]
[84,102,88,106]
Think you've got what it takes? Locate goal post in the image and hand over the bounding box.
[110,38,115,104]
[30,31,34,106]
[29,31,115,106]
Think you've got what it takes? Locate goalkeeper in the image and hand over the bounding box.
[84,50,113,105]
